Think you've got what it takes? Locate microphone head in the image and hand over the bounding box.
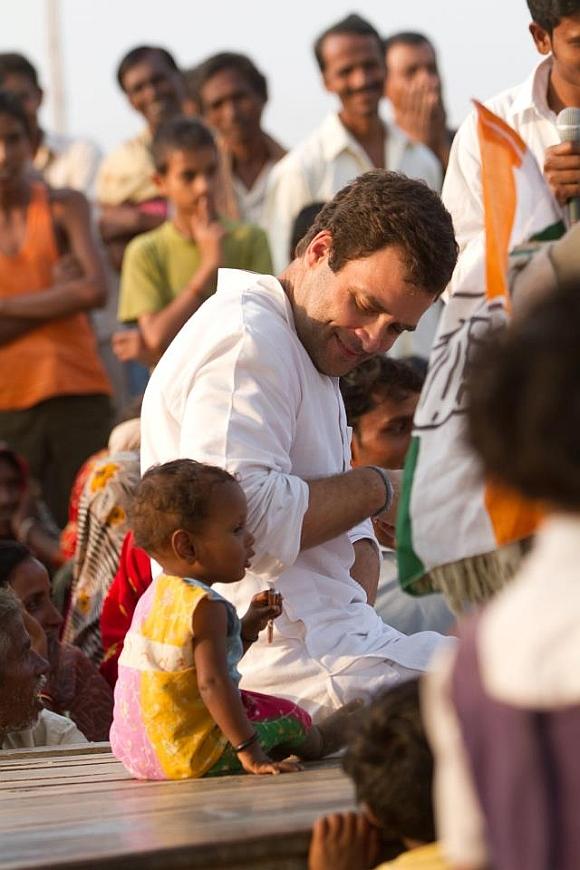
[556,107,580,141]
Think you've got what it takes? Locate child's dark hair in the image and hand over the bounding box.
[151,117,216,174]
[466,287,580,511]
[131,459,235,553]
[343,679,435,844]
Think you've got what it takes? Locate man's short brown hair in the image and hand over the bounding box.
[295,170,458,297]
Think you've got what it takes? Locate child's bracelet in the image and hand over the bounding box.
[234,732,259,753]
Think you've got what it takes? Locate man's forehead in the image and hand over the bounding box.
[322,32,383,66]
[387,41,437,69]
[203,68,253,99]
[124,53,173,85]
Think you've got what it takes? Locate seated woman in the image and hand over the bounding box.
[0,443,63,572]
[0,541,113,741]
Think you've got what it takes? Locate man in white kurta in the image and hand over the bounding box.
[141,270,446,717]
[141,170,458,718]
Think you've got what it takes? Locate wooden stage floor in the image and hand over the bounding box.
[0,744,356,869]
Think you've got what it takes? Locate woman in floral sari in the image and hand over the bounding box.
[62,452,140,665]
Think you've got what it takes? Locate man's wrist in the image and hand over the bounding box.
[366,466,394,516]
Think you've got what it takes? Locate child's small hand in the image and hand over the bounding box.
[308,813,380,870]
[241,591,283,642]
[238,743,301,776]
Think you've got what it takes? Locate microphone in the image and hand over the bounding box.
[556,107,580,224]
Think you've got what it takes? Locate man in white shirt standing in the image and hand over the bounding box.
[263,14,441,274]
[443,0,580,268]
[0,53,102,198]
[189,52,286,228]
[141,170,458,719]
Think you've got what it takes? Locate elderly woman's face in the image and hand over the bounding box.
[0,613,48,734]
[10,558,62,669]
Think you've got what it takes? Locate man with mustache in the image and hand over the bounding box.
[0,588,86,749]
[140,170,458,720]
[263,14,441,273]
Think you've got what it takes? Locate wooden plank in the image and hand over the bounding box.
[0,752,356,869]
[0,742,111,761]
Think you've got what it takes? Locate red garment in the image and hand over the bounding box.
[99,530,152,687]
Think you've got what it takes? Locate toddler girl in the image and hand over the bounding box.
[111,459,357,779]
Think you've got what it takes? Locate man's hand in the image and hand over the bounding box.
[190,196,226,272]
[350,539,380,604]
[241,590,283,642]
[397,79,444,144]
[544,141,580,206]
[112,327,156,366]
[308,813,380,870]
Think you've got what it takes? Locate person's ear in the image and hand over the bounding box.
[529,22,552,55]
[171,529,197,562]
[305,230,332,267]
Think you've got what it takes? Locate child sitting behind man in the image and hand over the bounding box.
[309,679,450,869]
[111,459,359,779]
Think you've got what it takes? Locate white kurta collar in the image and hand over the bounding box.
[216,268,296,331]
[510,56,556,124]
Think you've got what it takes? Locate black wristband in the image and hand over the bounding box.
[234,732,259,753]
[367,465,394,517]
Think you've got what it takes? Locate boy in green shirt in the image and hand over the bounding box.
[113,117,272,365]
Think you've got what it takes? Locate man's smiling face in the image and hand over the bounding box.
[291,232,435,377]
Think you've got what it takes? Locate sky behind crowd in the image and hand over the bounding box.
[7,0,539,152]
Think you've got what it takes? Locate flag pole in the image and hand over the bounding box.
[46,0,67,134]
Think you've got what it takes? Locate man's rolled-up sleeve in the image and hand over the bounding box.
[179,322,309,580]
[347,518,379,552]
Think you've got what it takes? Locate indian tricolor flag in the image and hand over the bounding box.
[396,102,563,609]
